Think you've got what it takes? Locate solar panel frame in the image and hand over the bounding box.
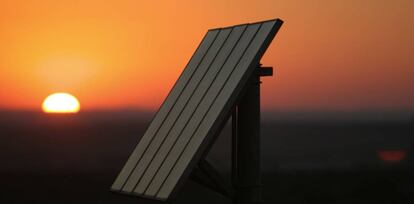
[111,19,283,201]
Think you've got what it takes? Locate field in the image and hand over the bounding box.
[0,111,413,203]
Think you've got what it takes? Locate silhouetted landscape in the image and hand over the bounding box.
[1,110,413,203]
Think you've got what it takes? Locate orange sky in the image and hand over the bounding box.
[0,0,413,111]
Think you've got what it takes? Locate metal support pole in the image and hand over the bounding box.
[233,68,262,204]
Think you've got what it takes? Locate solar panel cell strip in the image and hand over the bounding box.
[133,25,248,195]
[121,28,232,192]
[156,20,278,199]
[111,30,219,191]
[144,23,262,199]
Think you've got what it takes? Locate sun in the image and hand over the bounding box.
[42,92,80,113]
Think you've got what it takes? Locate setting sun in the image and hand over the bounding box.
[42,93,80,113]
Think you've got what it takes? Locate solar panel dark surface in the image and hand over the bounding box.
[111,19,283,201]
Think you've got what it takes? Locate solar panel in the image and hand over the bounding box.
[111,19,283,201]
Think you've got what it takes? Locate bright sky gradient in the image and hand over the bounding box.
[0,0,413,111]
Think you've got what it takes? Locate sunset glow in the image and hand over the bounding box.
[0,0,413,111]
[42,93,80,113]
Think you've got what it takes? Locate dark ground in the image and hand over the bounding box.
[0,111,413,204]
